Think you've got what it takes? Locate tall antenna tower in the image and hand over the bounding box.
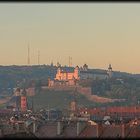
[38,50,40,65]
[69,56,70,67]
[70,57,72,67]
[27,42,30,65]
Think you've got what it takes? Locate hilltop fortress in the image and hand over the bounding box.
[48,64,113,87]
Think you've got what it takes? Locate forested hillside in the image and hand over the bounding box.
[79,77,140,106]
[0,64,139,107]
[0,65,56,93]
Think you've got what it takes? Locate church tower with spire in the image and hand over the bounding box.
[21,88,27,112]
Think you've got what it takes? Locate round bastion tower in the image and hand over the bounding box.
[74,66,80,80]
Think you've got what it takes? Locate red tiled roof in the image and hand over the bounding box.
[35,121,140,138]
[62,121,77,137]
[107,106,140,113]
[79,106,140,115]
[35,122,57,138]
[99,125,122,137]
[79,125,97,137]
[128,126,140,137]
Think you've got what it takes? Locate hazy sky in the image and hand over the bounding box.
[0,3,140,73]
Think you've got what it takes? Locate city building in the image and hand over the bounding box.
[78,106,140,121]
[79,64,112,80]
[10,88,28,112]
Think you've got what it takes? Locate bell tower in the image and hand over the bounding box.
[21,88,27,112]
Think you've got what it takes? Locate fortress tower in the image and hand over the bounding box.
[107,64,113,78]
[74,66,80,80]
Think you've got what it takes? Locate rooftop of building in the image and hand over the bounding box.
[79,106,140,115]
[34,118,140,138]
[4,132,37,138]
[57,67,75,73]
[56,66,109,75]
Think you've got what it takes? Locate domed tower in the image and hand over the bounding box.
[55,67,62,80]
[57,67,61,74]
[56,62,61,67]
[74,66,80,80]
[107,64,113,78]
[83,64,88,71]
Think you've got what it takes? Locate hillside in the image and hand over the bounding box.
[0,65,74,93]
[0,65,140,107]
[27,89,103,111]
[79,77,140,106]
[27,87,135,111]
[0,65,136,93]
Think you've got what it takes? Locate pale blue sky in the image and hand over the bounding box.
[0,3,140,73]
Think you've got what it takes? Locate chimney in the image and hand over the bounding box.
[121,124,125,138]
[96,124,99,137]
[57,121,63,135]
[33,122,36,133]
[96,124,102,138]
